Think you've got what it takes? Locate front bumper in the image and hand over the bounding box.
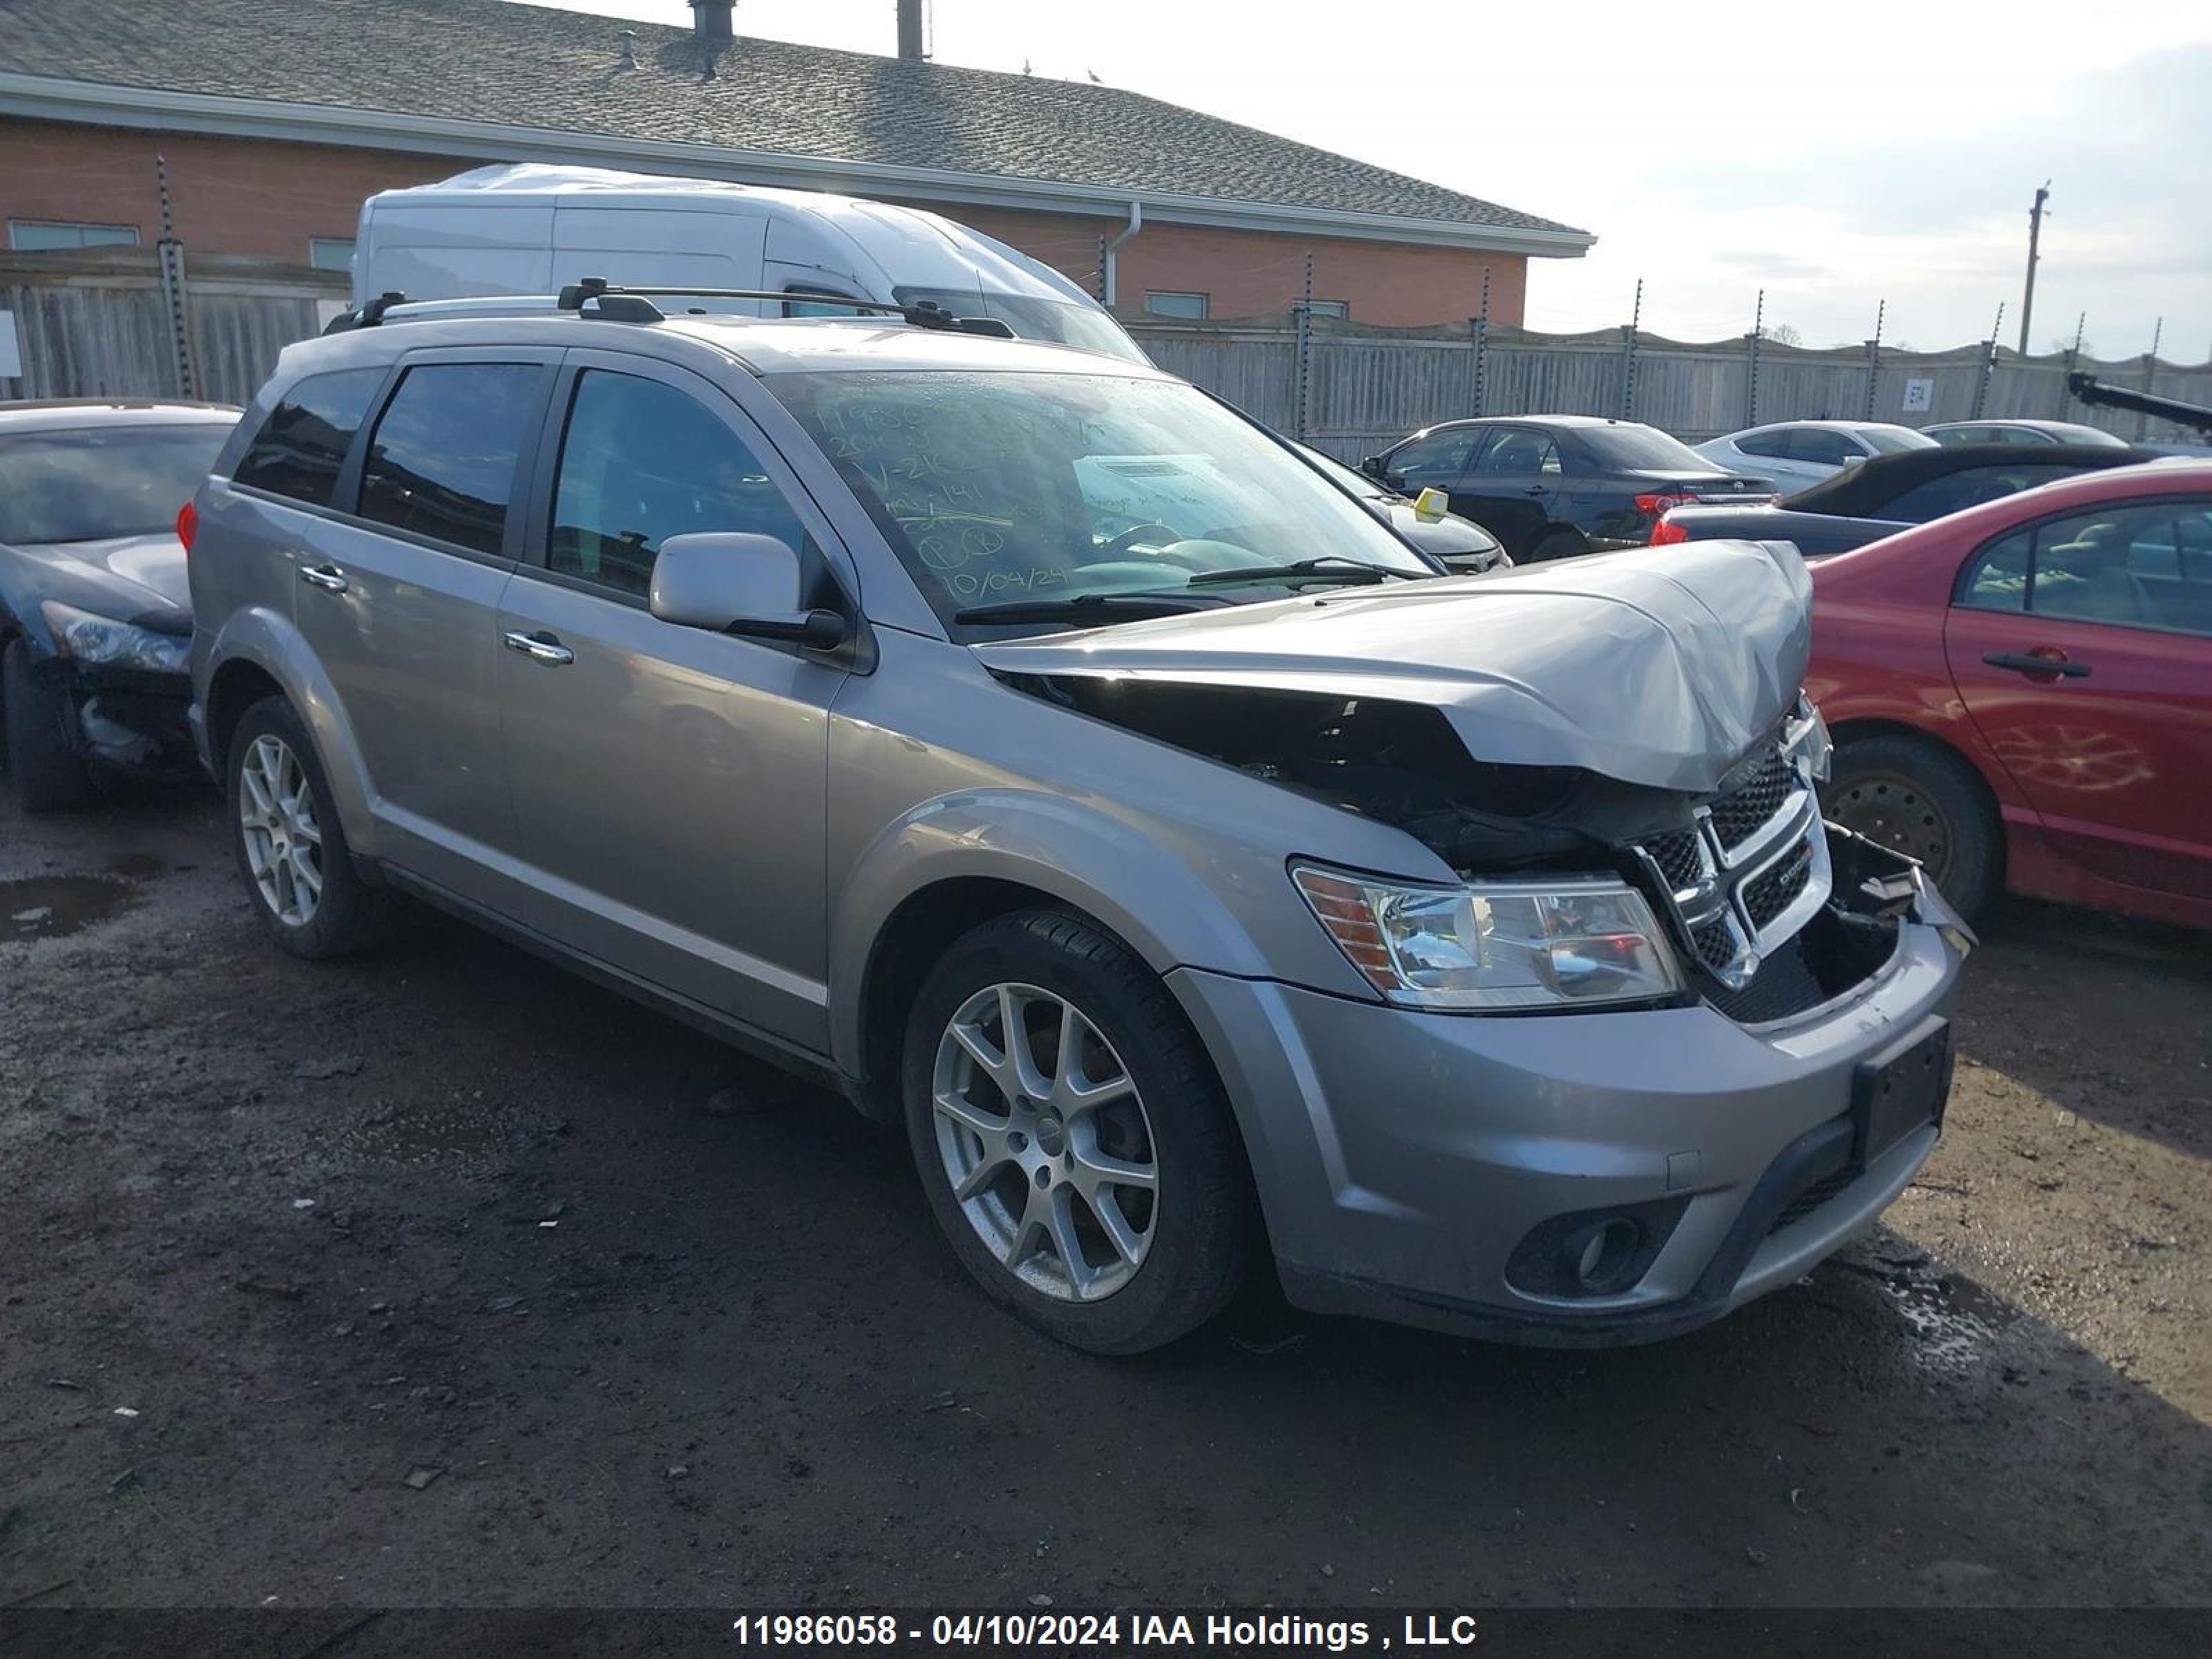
[47,657,196,779]
[1170,897,1965,1347]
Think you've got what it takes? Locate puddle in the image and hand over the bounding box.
[1875,1273,2014,1380]
[1,875,140,942]
[105,851,170,881]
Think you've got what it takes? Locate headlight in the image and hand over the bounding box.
[1293,865,1683,1011]
[39,601,190,674]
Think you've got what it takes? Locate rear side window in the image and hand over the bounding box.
[1787,428,1860,465]
[547,370,805,599]
[1886,464,2085,524]
[232,368,385,507]
[358,363,540,557]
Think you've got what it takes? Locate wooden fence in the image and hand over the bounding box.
[0,247,345,408]
[1125,312,2212,460]
[3,250,2206,461]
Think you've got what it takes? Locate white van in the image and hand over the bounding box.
[349,164,1147,364]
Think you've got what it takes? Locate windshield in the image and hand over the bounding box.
[894,286,1150,366]
[1578,424,1722,472]
[770,369,1432,630]
[1862,425,1940,454]
[1296,442,1389,499]
[0,423,229,545]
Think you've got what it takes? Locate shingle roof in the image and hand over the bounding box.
[0,0,1588,243]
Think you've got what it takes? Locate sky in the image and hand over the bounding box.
[514,0,2210,362]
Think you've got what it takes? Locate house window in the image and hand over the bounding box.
[1304,299,1349,319]
[10,220,140,251]
[1144,291,1209,320]
[308,237,356,273]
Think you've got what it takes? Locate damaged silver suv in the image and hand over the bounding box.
[189,288,1970,1353]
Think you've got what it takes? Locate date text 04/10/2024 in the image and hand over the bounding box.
[729,1612,1483,1650]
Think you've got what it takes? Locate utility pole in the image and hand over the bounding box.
[2017,181,2050,356]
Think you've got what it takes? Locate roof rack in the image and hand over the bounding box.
[555,276,1018,337]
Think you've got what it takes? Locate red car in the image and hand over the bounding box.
[1808,460,2212,928]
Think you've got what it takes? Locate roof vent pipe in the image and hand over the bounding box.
[897,0,927,59]
[617,27,638,69]
[689,1,735,42]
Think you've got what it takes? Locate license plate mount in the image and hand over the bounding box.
[1852,1015,1953,1168]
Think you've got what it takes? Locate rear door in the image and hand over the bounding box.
[1450,425,1562,556]
[1944,494,2212,899]
[496,350,850,1049]
[293,349,556,912]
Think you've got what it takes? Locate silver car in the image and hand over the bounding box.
[188,294,1969,1354]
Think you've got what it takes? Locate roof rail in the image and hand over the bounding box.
[555,276,1018,338]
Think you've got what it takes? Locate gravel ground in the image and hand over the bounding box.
[1,785,2207,1629]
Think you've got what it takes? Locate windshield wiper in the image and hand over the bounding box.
[953,592,1220,626]
[1180,556,1416,588]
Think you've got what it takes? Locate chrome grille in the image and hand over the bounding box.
[1709,748,1792,850]
[1627,701,1834,994]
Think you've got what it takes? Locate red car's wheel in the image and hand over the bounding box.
[1828,735,2000,920]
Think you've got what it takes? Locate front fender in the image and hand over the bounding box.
[826,786,1342,1074]
[200,606,381,859]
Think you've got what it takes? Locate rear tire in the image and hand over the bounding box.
[1828,735,2000,920]
[226,697,384,958]
[901,908,1255,1355]
[1,638,95,813]
[1525,529,1587,564]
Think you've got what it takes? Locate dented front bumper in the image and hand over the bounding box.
[1168,833,1969,1347]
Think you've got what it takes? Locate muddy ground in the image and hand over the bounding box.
[1,785,2207,1639]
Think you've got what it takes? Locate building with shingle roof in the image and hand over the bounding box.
[0,0,1593,325]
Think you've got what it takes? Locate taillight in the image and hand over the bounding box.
[1633,492,1700,517]
[176,500,198,553]
[1649,517,1690,547]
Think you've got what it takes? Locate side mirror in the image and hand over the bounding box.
[1360,455,1387,480]
[648,532,847,650]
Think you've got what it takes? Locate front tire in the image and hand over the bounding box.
[1,638,95,812]
[902,909,1254,1354]
[226,697,384,958]
[1828,735,2000,920]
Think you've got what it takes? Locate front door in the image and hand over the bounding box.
[1452,426,1562,556]
[294,350,557,913]
[496,351,850,1050]
[1945,495,2212,900]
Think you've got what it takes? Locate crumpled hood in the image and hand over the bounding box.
[973,539,1812,794]
[6,532,191,633]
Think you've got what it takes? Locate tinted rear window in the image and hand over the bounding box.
[232,368,386,507]
[1577,425,1717,472]
[358,364,541,556]
[0,423,230,545]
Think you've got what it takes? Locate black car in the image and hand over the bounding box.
[0,399,238,809]
[1360,415,1772,562]
[1650,442,2142,558]
[1293,442,1509,574]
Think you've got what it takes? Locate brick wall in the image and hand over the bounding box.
[0,116,1531,323]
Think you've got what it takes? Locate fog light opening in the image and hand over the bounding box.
[1563,1216,1643,1293]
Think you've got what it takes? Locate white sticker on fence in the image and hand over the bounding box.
[0,310,21,380]
[1902,377,1935,413]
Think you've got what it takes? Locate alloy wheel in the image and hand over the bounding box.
[930,982,1159,1302]
[238,733,324,926]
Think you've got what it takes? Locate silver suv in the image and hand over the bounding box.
[189,290,1969,1354]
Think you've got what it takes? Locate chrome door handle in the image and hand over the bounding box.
[299,563,349,594]
[503,629,574,666]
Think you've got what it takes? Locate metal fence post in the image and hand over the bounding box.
[1970,301,2004,420]
[1862,299,1884,421]
[1620,278,1642,420]
[2138,317,2162,441]
[154,153,199,401]
[1469,266,1491,418]
[1293,252,1314,441]
[1745,288,1763,427]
